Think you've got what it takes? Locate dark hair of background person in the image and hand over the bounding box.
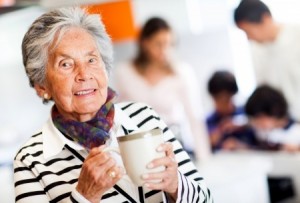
[207,70,238,96]
[245,85,288,118]
[134,17,171,68]
[234,0,271,24]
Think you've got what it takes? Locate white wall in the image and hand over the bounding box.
[113,0,249,114]
[0,6,49,203]
[0,7,50,148]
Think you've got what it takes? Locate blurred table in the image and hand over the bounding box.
[196,152,272,203]
[232,151,300,203]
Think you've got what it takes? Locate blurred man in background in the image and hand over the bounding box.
[234,0,300,120]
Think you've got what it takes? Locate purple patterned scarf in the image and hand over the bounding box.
[52,88,116,150]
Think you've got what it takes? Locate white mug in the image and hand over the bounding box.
[105,128,166,186]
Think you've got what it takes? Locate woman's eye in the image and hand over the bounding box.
[89,58,97,63]
[59,61,73,69]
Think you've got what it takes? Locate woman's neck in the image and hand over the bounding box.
[269,23,282,42]
[147,60,168,69]
[135,61,174,85]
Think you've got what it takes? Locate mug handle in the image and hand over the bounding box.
[103,146,120,154]
[102,147,127,175]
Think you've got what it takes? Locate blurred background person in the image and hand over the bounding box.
[234,0,300,120]
[245,84,299,202]
[114,17,210,160]
[245,85,300,152]
[206,70,257,152]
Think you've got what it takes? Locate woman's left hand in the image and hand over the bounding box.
[142,142,178,200]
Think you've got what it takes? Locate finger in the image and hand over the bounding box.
[83,154,116,178]
[98,157,117,174]
[86,145,117,166]
[85,145,107,160]
[157,142,174,157]
[142,171,165,181]
[103,166,124,190]
[144,181,167,191]
[147,156,177,169]
[105,166,124,189]
[144,177,178,195]
[107,166,125,181]
[85,151,111,167]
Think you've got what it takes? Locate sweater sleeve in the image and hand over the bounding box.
[156,107,212,202]
[14,159,50,203]
[14,159,87,203]
[162,126,213,203]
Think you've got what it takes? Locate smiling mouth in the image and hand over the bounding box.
[74,89,96,96]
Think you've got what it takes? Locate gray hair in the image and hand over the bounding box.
[22,7,113,88]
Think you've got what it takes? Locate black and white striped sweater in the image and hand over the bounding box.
[14,102,213,203]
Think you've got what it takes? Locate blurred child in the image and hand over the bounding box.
[245,85,300,152]
[206,70,257,152]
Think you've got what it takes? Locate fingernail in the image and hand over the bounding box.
[147,163,154,169]
[142,174,149,179]
[144,183,150,188]
[157,146,163,152]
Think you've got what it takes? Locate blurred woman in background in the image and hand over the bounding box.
[114,17,210,160]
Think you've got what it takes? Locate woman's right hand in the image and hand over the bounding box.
[76,145,123,203]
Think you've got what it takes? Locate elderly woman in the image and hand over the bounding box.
[14,7,213,203]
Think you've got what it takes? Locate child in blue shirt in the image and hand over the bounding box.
[206,70,258,152]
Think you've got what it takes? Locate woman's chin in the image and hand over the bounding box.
[73,93,104,109]
[72,102,102,118]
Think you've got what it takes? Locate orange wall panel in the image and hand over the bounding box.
[84,0,137,42]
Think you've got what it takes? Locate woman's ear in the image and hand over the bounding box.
[34,84,51,100]
[141,39,149,52]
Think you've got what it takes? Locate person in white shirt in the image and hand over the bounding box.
[245,85,300,152]
[14,7,213,203]
[234,0,300,120]
[114,17,210,160]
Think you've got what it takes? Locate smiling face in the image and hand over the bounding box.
[35,27,108,122]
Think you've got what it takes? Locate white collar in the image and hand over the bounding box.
[42,103,138,160]
[42,115,85,160]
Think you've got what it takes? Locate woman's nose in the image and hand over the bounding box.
[75,63,93,82]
